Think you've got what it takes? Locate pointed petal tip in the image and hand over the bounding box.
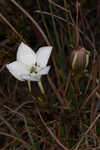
[42,46,53,51]
[19,42,27,48]
[6,63,10,70]
[17,42,36,66]
[48,46,53,52]
[36,46,53,67]
[6,61,29,81]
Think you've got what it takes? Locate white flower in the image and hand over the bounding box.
[6,42,52,81]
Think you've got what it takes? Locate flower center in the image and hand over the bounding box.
[30,63,40,74]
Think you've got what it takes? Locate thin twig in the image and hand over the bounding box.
[48,0,74,25]
[0,12,23,40]
[64,71,71,96]
[35,101,69,150]
[48,0,69,13]
[4,105,36,150]
[47,76,64,106]
[74,112,100,150]
[81,83,100,110]
[76,1,80,48]
[35,10,67,23]
[48,0,95,49]
[0,131,33,150]
[10,0,50,45]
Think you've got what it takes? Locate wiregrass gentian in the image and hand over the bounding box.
[6,42,52,93]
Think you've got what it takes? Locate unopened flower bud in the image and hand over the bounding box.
[70,47,90,71]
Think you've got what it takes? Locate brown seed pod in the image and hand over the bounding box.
[69,47,90,71]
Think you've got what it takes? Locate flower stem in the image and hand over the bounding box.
[27,81,31,92]
[38,80,45,94]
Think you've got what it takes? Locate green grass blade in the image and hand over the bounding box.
[37,0,53,45]
[48,2,61,53]
[0,115,18,137]
[23,116,36,148]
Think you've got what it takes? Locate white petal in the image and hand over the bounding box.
[36,46,52,68]
[17,42,36,66]
[22,74,40,81]
[38,66,50,75]
[6,61,29,81]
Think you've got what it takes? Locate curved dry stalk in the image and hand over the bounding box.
[35,102,69,150]
[4,105,36,150]
[48,0,75,25]
[0,131,34,150]
[10,0,50,45]
[48,0,95,49]
[76,1,80,48]
[47,75,64,106]
[81,83,100,110]
[64,71,72,96]
[73,113,100,150]
[48,0,69,13]
[35,10,67,23]
[0,13,23,40]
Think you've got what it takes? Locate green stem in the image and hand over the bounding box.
[38,80,45,94]
[27,81,31,92]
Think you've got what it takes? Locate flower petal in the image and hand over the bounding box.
[6,61,29,81]
[17,42,36,66]
[22,74,41,81]
[38,66,50,75]
[36,46,52,67]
